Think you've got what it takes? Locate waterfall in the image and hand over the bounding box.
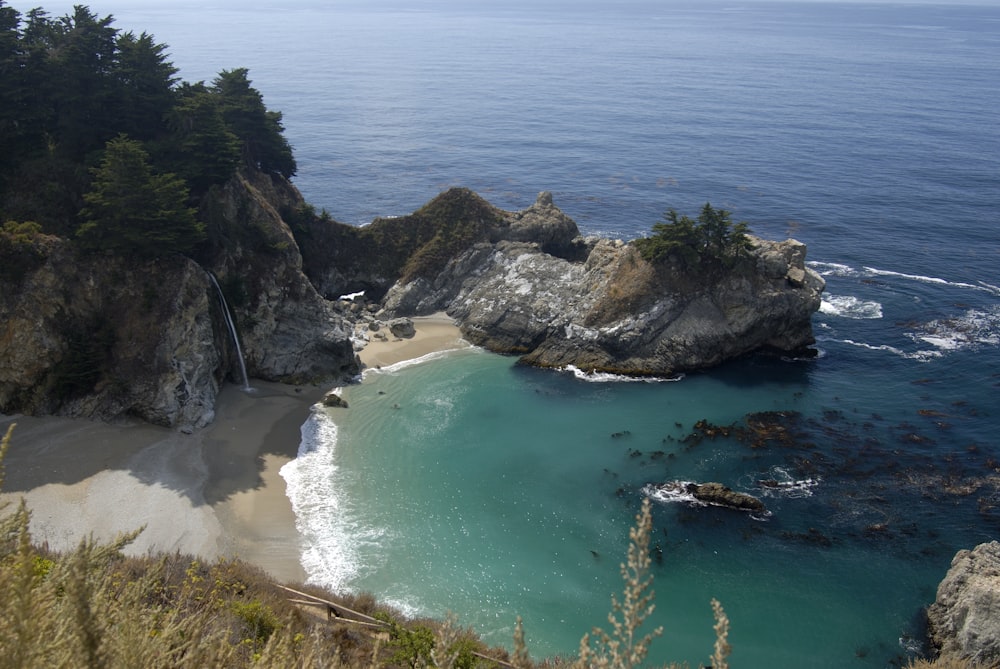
[207,273,251,391]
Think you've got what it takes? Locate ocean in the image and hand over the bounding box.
[38,0,1000,665]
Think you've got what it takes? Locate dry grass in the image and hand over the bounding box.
[2,423,973,668]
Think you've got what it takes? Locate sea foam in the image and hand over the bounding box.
[280,405,382,590]
[819,294,884,319]
[562,365,684,383]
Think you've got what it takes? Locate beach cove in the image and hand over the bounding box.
[0,315,468,585]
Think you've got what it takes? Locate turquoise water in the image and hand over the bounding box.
[283,341,995,667]
[45,0,999,664]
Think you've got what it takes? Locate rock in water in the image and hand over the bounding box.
[926,541,1000,665]
[322,391,349,408]
[689,482,767,512]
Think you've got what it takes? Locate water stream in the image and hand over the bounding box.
[207,273,251,391]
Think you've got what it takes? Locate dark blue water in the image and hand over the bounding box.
[40,0,1000,665]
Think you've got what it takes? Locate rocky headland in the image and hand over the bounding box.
[1,175,824,429]
[926,541,1000,665]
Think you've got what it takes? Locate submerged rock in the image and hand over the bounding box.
[926,541,1000,665]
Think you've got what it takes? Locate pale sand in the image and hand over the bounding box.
[0,314,467,585]
[0,381,320,583]
[357,312,470,369]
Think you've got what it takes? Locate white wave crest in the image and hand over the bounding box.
[752,466,820,499]
[280,407,385,590]
[908,306,1000,352]
[809,260,1000,296]
[819,294,884,319]
[563,364,684,383]
[641,481,704,506]
[362,346,478,379]
[832,338,943,362]
[808,261,858,277]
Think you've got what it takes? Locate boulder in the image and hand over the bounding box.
[688,482,767,512]
[926,541,1000,665]
[322,391,349,408]
[388,317,416,339]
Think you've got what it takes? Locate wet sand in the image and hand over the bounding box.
[0,313,467,584]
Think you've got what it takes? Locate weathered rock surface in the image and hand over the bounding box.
[0,243,222,428]
[0,171,359,429]
[388,317,416,339]
[379,190,824,376]
[926,541,1000,665]
[200,171,359,385]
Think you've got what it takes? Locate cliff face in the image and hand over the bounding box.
[0,242,223,428]
[0,171,359,429]
[198,171,358,384]
[380,191,824,376]
[926,541,1000,665]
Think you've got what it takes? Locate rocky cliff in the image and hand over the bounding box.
[2,181,823,428]
[377,190,824,376]
[0,170,358,429]
[926,541,1000,665]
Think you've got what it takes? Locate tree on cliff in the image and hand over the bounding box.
[634,203,752,271]
[76,135,203,256]
[213,68,296,179]
[0,4,298,235]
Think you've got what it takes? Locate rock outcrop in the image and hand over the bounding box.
[0,242,223,428]
[926,541,1000,665]
[0,171,359,429]
[688,482,767,512]
[379,190,824,376]
[200,171,358,385]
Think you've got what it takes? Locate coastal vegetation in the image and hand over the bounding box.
[0,2,293,255]
[5,422,734,668]
[632,204,752,271]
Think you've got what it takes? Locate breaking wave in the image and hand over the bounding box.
[819,294,884,319]
[280,405,387,590]
[563,365,684,383]
[809,261,1000,297]
[908,306,1000,352]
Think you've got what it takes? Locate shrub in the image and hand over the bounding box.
[633,204,752,271]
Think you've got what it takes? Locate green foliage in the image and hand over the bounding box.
[0,4,297,238]
[0,220,53,282]
[633,203,752,271]
[232,599,281,650]
[76,134,204,256]
[162,82,242,193]
[375,612,438,668]
[213,68,296,178]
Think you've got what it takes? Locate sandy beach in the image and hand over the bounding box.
[0,313,466,585]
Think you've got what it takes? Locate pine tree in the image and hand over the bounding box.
[77,134,203,256]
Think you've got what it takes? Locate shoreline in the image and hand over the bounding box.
[0,313,467,584]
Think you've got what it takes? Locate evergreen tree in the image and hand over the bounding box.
[162,82,241,192]
[77,134,203,256]
[47,6,119,160]
[634,203,752,270]
[212,67,296,178]
[113,30,178,140]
